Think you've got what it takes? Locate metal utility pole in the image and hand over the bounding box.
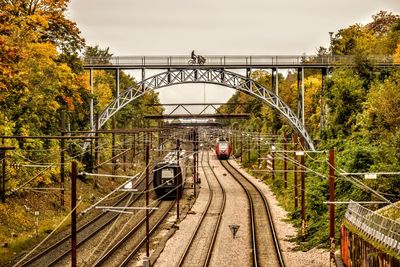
[94,115,99,174]
[143,132,146,161]
[300,137,306,241]
[240,130,243,163]
[233,130,236,156]
[112,117,116,175]
[71,161,77,267]
[150,132,153,150]
[158,122,161,157]
[293,132,298,209]
[257,132,261,168]
[1,146,15,203]
[193,129,198,196]
[60,110,66,207]
[145,139,150,257]
[271,133,275,180]
[122,134,126,172]
[89,68,94,131]
[133,133,136,159]
[301,67,305,126]
[247,134,250,163]
[329,149,335,267]
[283,131,287,189]
[176,139,180,221]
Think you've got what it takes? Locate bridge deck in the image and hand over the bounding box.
[83,55,398,69]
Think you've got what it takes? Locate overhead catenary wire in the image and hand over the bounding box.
[13,199,83,267]
[269,147,394,205]
[9,129,153,192]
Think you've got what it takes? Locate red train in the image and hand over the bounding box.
[215,140,231,160]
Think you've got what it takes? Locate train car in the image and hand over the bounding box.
[215,139,231,160]
[153,151,185,199]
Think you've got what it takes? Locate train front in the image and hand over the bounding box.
[216,140,231,160]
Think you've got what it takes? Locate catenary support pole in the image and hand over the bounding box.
[275,68,279,104]
[294,132,298,209]
[71,161,77,267]
[329,149,335,267]
[258,132,261,168]
[283,131,287,189]
[302,67,305,126]
[94,114,99,174]
[240,129,243,163]
[60,110,65,207]
[133,133,136,159]
[272,132,275,180]
[112,117,116,175]
[123,134,126,172]
[247,134,250,163]
[145,138,150,257]
[90,68,94,131]
[0,149,5,203]
[301,137,306,241]
[176,139,180,221]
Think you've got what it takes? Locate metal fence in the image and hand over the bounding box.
[344,201,400,255]
[83,55,397,67]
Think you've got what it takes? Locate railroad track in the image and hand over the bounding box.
[220,160,285,267]
[178,149,226,267]
[18,170,153,267]
[92,199,175,267]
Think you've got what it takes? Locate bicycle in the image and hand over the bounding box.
[188,55,206,65]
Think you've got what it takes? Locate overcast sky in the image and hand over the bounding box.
[68,0,400,113]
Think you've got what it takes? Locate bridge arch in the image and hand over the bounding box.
[97,68,315,150]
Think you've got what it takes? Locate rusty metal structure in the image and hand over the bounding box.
[341,202,400,266]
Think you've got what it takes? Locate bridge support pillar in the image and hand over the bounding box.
[320,68,327,134]
[116,68,120,99]
[246,68,252,78]
[141,68,145,92]
[272,68,279,98]
[301,67,305,125]
[296,68,305,126]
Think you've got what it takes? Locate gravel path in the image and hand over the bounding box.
[228,159,329,267]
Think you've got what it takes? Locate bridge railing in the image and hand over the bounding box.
[344,201,400,254]
[83,55,396,67]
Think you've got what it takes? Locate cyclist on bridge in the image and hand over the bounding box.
[190,50,206,65]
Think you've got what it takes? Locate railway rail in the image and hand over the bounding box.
[93,200,175,267]
[177,150,226,267]
[18,169,152,267]
[220,160,285,267]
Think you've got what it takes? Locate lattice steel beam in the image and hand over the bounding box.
[92,69,315,150]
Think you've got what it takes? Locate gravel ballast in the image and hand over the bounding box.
[154,153,329,267]
[228,159,329,267]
